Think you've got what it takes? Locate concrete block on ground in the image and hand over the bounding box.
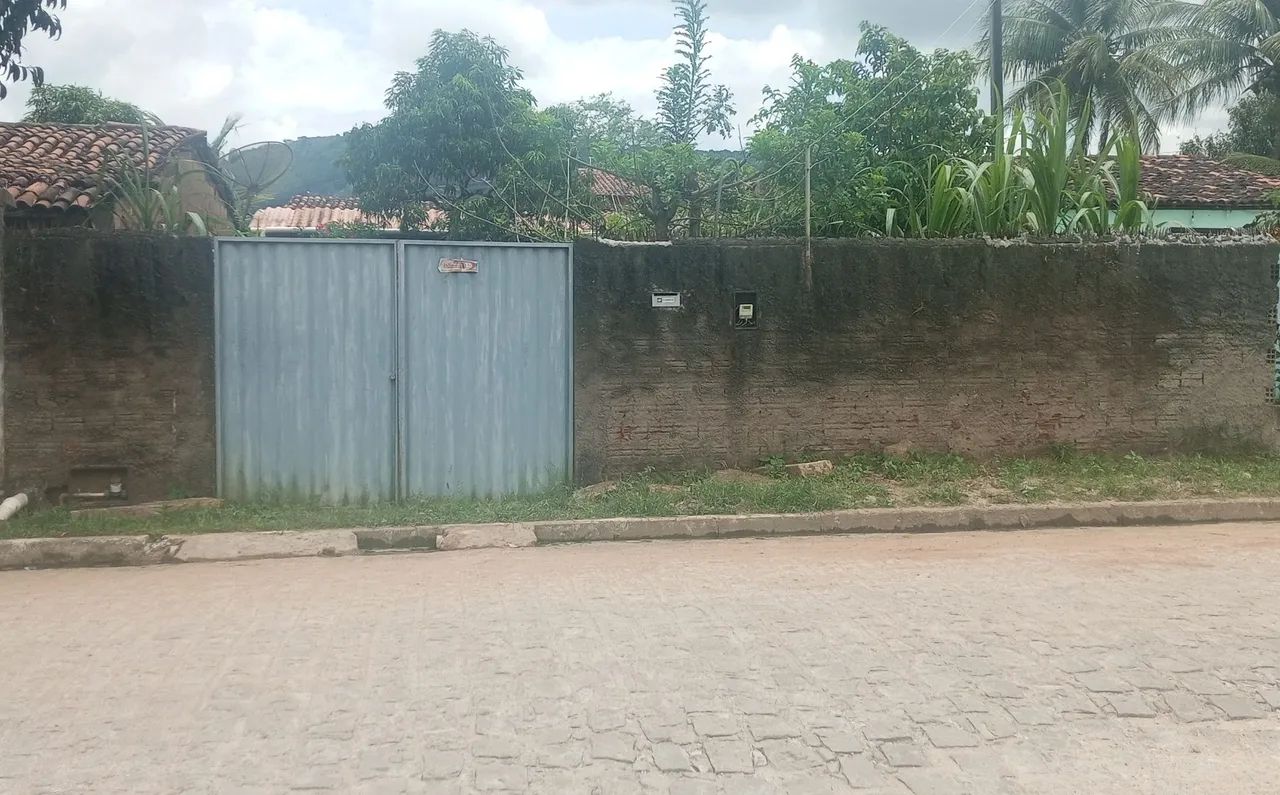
[70,497,224,519]
[173,530,359,563]
[783,460,835,477]
[436,523,537,551]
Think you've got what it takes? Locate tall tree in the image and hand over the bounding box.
[0,0,65,98]
[749,25,989,237]
[981,0,1181,151]
[1157,0,1280,158]
[344,30,571,237]
[23,83,153,124]
[1181,93,1280,158]
[563,1,738,240]
[656,0,734,145]
[646,0,735,237]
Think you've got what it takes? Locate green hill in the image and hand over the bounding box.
[239,133,351,206]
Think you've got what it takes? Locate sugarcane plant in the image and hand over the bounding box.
[887,82,1155,238]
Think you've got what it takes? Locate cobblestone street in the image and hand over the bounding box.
[2,523,1279,794]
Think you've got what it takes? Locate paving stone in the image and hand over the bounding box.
[703,741,754,774]
[863,719,912,742]
[1122,670,1176,691]
[1076,673,1131,693]
[947,693,989,714]
[1055,658,1100,674]
[691,714,739,738]
[1005,705,1055,726]
[749,718,801,741]
[532,726,573,746]
[1149,658,1204,674]
[7,522,1280,795]
[903,703,949,724]
[816,731,865,754]
[838,755,886,789]
[591,732,637,763]
[1209,695,1265,720]
[1181,674,1234,696]
[898,768,961,795]
[959,658,998,676]
[640,717,696,744]
[923,724,979,749]
[474,737,521,759]
[737,699,779,716]
[770,772,857,794]
[473,764,528,791]
[759,739,826,771]
[588,709,627,732]
[968,712,1019,741]
[421,750,466,780]
[1107,694,1155,718]
[1163,693,1217,723]
[880,743,927,768]
[668,778,721,795]
[980,680,1024,699]
[535,744,584,768]
[652,743,692,773]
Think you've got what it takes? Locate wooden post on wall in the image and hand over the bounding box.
[803,144,813,290]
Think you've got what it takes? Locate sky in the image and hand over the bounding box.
[0,0,1228,153]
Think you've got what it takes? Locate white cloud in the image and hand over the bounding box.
[0,0,837,148]
[0,0,1230,153]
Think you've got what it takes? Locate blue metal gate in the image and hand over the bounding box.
[215,238,572,502]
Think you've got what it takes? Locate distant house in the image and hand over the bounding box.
[0,121,234,230]
[1141,155,1280,232]
[579,167,648,213]
[253,175,647,237]
[250,194,446,235]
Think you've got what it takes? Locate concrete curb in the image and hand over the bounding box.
[532,498,1280,543]
[3,498,1280,571]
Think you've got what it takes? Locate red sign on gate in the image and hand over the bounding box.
[438,257,479,274]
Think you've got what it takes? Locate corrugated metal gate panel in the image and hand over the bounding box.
[216,239,397,502]
[215,238,571,502]
[400,243,572,497]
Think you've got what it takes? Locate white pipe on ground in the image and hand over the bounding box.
[0,493,30,521]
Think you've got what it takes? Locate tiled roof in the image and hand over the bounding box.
[0,122,204,211]
[285,193,361,210]
[1140,155,1280,209]
[250,195,445,231]
[579,167,648,199]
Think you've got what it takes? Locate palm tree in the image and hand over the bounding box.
[981,0,1183,151]
[1155,0,1280,157]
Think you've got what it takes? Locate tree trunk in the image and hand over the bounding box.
[650,199,675,242]
[685,171,702,238]
[1269,92,1280,161]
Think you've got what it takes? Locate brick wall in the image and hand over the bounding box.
[573,238,1280,482]
[2,231,216,501]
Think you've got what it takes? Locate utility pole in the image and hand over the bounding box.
[803,144,813,290]
[990,0,1004,116]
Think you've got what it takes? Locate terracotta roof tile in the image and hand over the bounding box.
[1140,155,1280,209]
[250,195,444,231]
[0,122,204,212]
[579,167,648,199]
[286,193,363,210]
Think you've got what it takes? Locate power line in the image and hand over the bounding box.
[733,0,991,193]
[451,0,992,239]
